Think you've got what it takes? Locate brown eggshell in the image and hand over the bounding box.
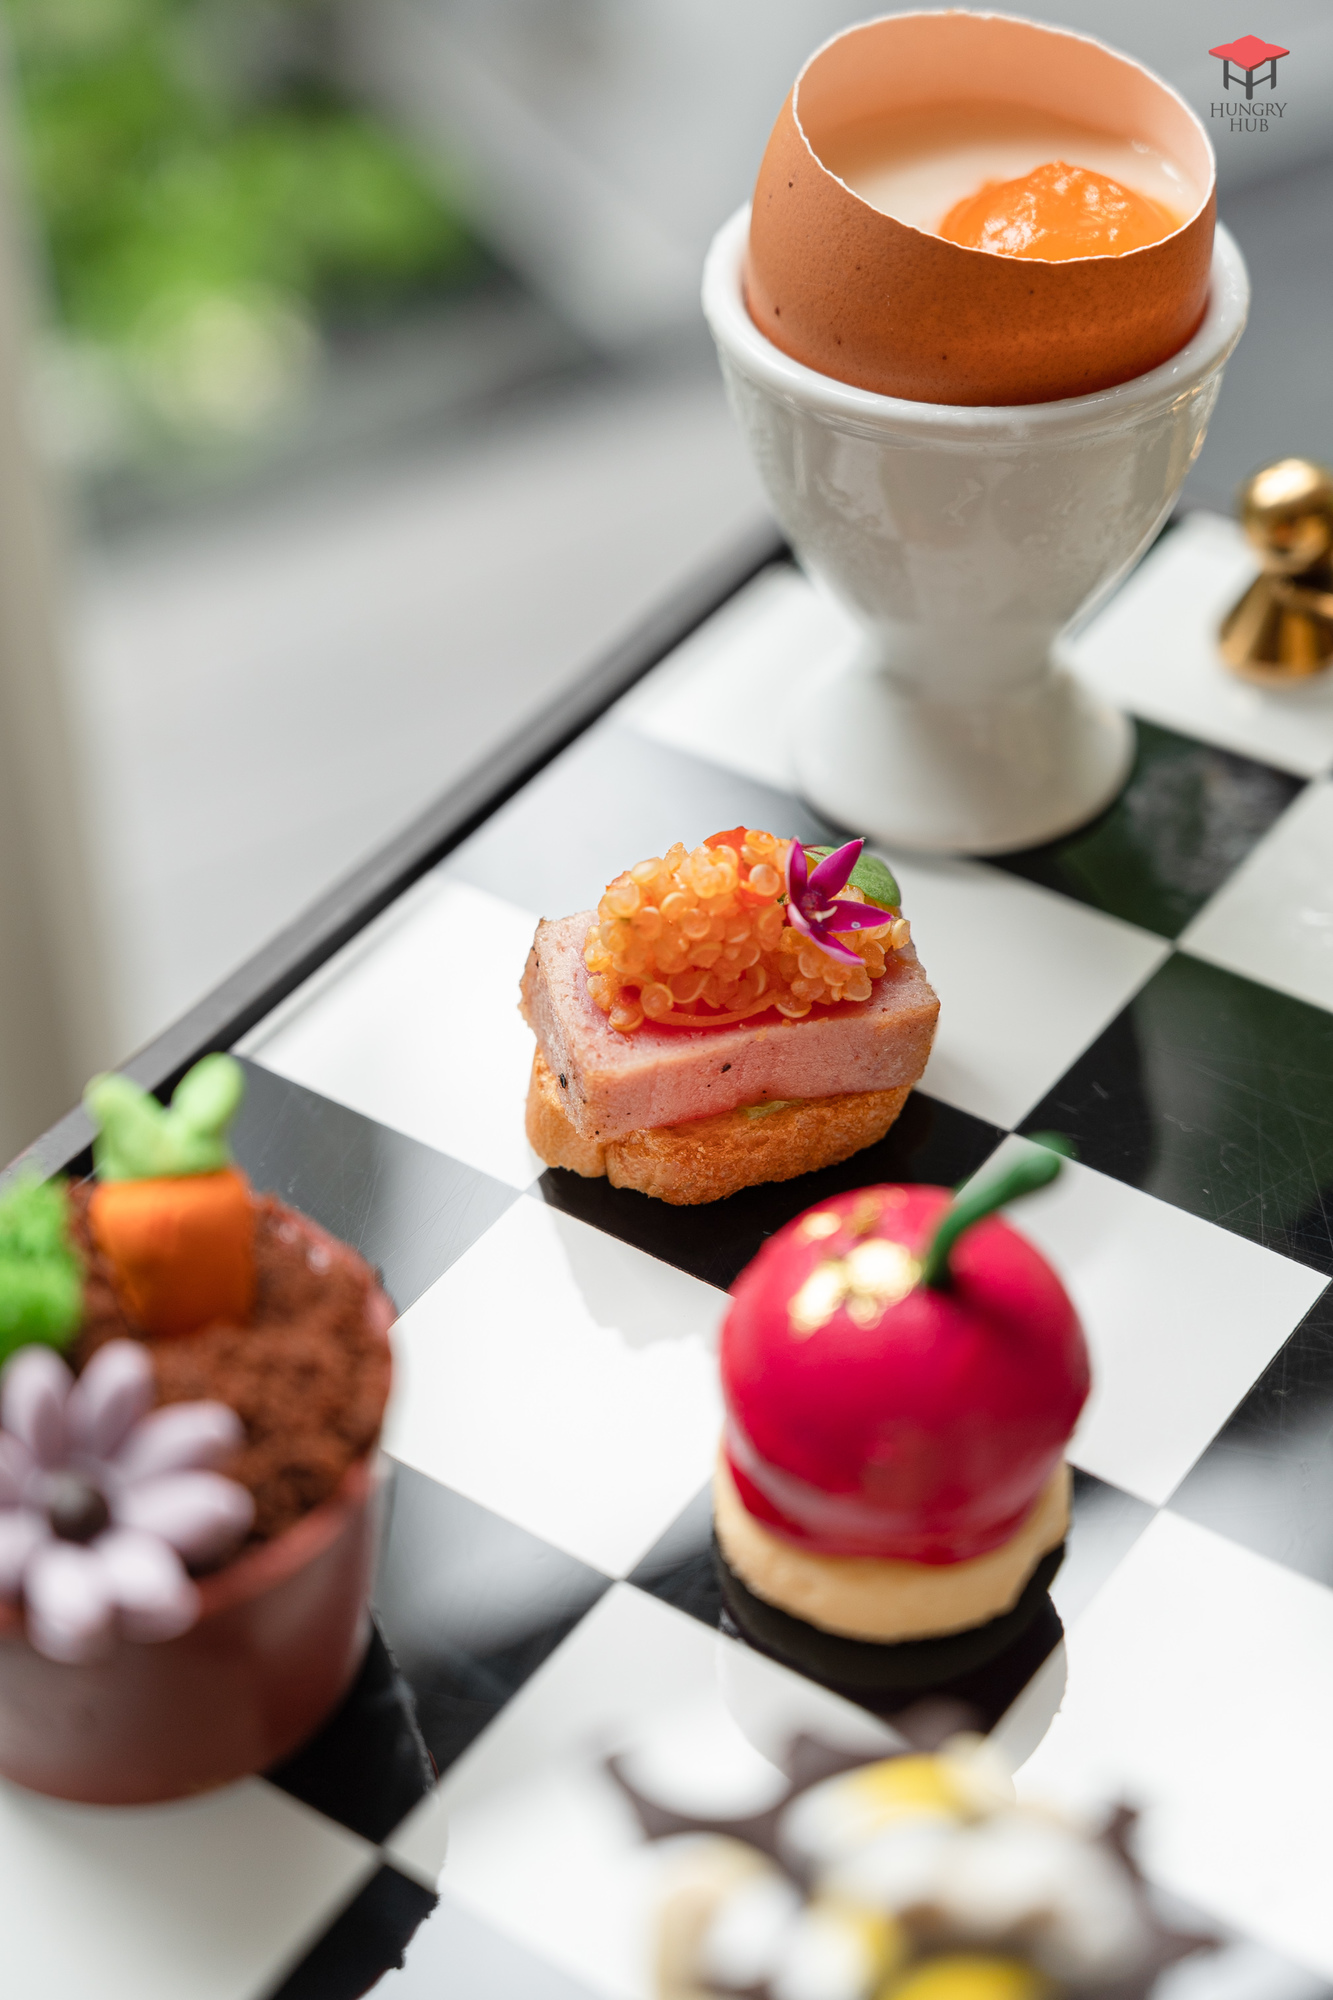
[747,11,1216,406]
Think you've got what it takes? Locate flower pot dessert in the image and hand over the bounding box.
[715,1145,1087,1707]
[615,1733,1210,2000]
[0,1055,393,1805]
[747,11,1216,405]
[521,831,939,1205]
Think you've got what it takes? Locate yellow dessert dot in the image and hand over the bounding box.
[881,1956,1049,2000]
[938,159,1178,260]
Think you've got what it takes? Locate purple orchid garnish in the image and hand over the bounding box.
[0,1340,254,1664]
[785,838,881,966]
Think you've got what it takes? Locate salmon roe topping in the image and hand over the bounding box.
[583,829,911,1035]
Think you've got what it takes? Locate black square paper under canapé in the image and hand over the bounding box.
[233,1059,517,1316]
[1020,953,1333,1275]
[537,1091,1004,1293]
[373,1462,609,1776]
[989,720,1303,939]
[1169,1281,1333,1590]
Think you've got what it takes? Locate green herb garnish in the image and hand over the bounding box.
[0,1175,82,1362]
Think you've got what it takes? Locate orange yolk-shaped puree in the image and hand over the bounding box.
[939,160,1178,260]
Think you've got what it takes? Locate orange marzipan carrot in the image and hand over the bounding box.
[88,1167,256,1339]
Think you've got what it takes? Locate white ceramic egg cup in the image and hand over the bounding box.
[703,206,1250,854]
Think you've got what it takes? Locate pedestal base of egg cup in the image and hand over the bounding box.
[703,206,1249,854]
[0,1284,393,1806]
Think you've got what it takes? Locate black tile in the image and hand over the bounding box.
[1052,1470,1157,1627]
[1021,954,1333,1274]
[264,1865,436,2000]
[537,1090,1003,1293]
[1169,1282,1333,1590]
[628,1484,719,1627]
[233,1058,517,1314]
[991,720,1303,938]
[445,720,841,919]
[266,1625,435,1846]
[372,1461,609,1775]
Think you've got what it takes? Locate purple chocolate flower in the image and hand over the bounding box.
[785,838,884,967]
[0,1340,253,1663]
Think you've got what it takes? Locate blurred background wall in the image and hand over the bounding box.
[1,0,1330,1158]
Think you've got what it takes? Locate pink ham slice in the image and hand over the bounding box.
[519,911,940,1145]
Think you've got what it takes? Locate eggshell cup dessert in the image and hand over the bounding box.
[748,10,1216,406]
[0,1246,393,1806]
[706,8,1248,855]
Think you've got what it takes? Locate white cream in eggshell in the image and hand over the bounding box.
[820,102,1201,237]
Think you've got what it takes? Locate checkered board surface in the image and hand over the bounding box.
[9,510,1333,2000]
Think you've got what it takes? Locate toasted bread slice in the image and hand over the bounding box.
[526,1049,911,1205]
[525,1048,608,1177]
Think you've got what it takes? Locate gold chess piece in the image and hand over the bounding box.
[1219,457,1333,684]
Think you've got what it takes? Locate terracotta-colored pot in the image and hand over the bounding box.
[0,1277,394,1806]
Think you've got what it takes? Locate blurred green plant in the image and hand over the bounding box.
[2,0,478,442]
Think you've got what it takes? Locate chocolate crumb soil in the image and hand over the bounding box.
[70,1185,392,1545]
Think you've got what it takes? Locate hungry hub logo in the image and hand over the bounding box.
[1208,34,1289,131]
[1210,33,1289,95]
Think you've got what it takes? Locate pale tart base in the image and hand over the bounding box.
[525,1048,911,1206]
[713,1452,1071,1644]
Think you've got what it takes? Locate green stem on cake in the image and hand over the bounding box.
[920,1135,1072,1292]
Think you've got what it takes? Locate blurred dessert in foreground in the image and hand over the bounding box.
[615,1732,1210,2000]
[522,831,938,1204]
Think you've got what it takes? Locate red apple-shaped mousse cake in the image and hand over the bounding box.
[716,1145,1088,1644]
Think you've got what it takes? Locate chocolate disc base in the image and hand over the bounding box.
[716,1538,1064,1727]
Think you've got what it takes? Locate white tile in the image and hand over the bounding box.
[890,853,1168,1130]
[974,1137,1327,1506]
[617,563,855,793]
[384,1782,451,1891]
[384,1890,606,1997]
[1063,512,1333,778]
[437,1584,892,2000]
[385,1201,725,1576]
[1017,1511,1333,1979]
[241,874,544,1189]
[1181,778,1333,1014]
[1156,1935,1330,2000]
[444,1742,653,1999]
[0,1774,375,2000]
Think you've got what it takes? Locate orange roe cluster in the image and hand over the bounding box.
[583,829,911,1036]
[938,161,1178,261]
